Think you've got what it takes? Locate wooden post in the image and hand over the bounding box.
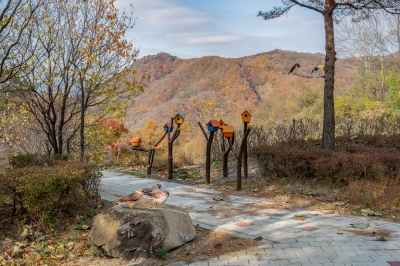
[167,116,183,180]
[205,131,214,185]
[243,122,248,179]
[168,118,173,180]
[198,121,216,184]
[221,132,234,178]
[230,128,252,191]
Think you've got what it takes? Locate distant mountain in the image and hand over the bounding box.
[124,50,350,130]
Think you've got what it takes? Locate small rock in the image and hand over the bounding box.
[350,223,370,229]
[213,196,224,201]
[21,226,33,239]
[253,236,263,241]
[81,225,90,230]
[11,246,24,258]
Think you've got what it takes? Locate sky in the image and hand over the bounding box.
[115,0,326,59]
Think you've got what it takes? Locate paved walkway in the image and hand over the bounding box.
[100,171,400,266]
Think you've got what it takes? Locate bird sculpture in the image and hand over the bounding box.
[287,63,300,74]
[142,183,162,196]
[311,66,320,78]
[149,190,170,208]
[114,189,144,211]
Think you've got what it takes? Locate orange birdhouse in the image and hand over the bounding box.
[131,137,142,147]
[241,110,251,123]
[222,125,234,138]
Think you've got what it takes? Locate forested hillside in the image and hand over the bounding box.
[124,50,353,130]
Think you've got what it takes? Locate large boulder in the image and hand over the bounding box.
[88,199,196,260]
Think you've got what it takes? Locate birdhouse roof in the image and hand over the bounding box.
[164,122,172,128]
[223,125,234,133]
[131,137,141,143]
[174,113,185,119]
[241,110,251,116]
[219,119,227,126]
[207,120,220,128]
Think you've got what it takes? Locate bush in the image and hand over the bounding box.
[253,136,400,186]
[8,154,37,168]
[0,162,101,227]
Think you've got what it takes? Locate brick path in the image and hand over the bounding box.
[101,171,400,266]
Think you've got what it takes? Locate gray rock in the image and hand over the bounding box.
[21,225,33,239]
[11,246,24,258]
[88,199,196,260]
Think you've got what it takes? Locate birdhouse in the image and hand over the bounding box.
[241,110,251,123]
[207,120,220,132]
[222,125,234,138]
[219,119,227,128]
[164,122,173,132]
[174,113,185,124]
[131,137,142,147]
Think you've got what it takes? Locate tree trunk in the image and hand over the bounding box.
[80,90,85,163]
[321,2,336,150]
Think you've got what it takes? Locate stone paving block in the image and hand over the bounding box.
[321,245,343,252]
[327,240,349,246]
[228,259,250,266]
[188,262,209,266]
[238,254,259,260]
[301,246,323,254]
[219,254,238,260]
[354,250,379,257]
[295,237,316,243]
[343,262,370,266]
[265,259,290,265]
[290,242,311,248]
[308,241,329,247]
[272,243,291,249]
[283,247,304,255]
[349,255,374,262]
[208,260,229,266]
[167,261,188,266]
[344,245,363,251]
[308,257,333,264]
[329,256,353,263]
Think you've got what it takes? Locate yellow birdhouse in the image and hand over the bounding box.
[131,137,142,147]
[241,110,251,123]
[174,113,185,124]
[222,125,234,138]
[219,119,227,128]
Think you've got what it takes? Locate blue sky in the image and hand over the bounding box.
[115,0,326,59]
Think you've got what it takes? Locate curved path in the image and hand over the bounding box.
[101,171,400,266]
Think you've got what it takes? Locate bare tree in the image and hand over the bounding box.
[258,0,400,150]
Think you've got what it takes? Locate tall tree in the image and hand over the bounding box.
[72,0,142,162]
[258,0,400,150]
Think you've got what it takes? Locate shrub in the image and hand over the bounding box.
[253,136,400,186]
[0,162,101,227]
[9,154,37,168]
